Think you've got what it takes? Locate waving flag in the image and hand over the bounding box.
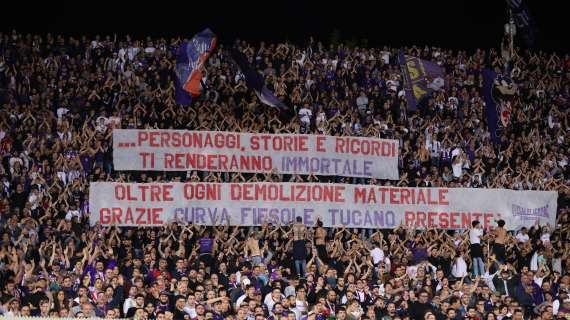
[483,68,518,144]
[175,28,217,100]
[507,0,536,46]
[230,49,288,110]
[174,76,192,105]
[398,51,445,111]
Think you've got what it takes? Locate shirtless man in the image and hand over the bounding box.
[292,216,308,277]
[245,231,263,266]
[314,219,327,263]
[493,219,507,263]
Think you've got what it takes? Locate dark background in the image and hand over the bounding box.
[2,0,568,52]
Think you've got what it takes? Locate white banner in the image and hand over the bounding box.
[112,129,399,179]
[89,182,557,230]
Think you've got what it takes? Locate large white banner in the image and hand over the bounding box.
[112,129,399,180]
[89,182,557,230]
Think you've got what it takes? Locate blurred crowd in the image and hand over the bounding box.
[0,30,569,320]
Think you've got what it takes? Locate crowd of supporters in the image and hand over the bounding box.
[0,30,568,320]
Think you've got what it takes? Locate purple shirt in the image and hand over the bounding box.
[199,238,213,254]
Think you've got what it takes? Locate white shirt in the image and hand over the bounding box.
[516,232,529,243]
[57,107,69,119]
[469,228,483,244]
[264,293,283,313]
[452,159,464,178]
[452,257,468,278]
[235,294,248,309]
[370,247,384,265]
[293,299,307,319]
[356,96,369,108]
[533,275,545,287]
[298,108,312,124]
[183,306,197,318]
[65,209,81,221]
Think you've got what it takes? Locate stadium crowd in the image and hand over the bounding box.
[0,30,569,320]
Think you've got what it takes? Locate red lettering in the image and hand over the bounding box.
[335,137,347,153]
[389,189,399,204]
[439,189,449,205]
[427,211,437,227]
[483,213,493,229]
[152,208,164,224]
[100,208,111,224]
[450,212,460,229]
[298,136,308,151]
[137,132,149,146]
[439,212,449,228]
[316,136,326,152]
[164,153,173,168]
[334,186,345,203]
[472,212,482,224]
[400,188,411,204]
[250,136,259,151]
[114,185,125,200]
[149,132,160,147]
[126,185,137,201]
[405,211,415,227]
[160,132,170,147]
[354,187,367,203]
[416,211,427,228]
[150,185,161,201]
[461,212,471,229]
[114,207,124,224]
[163,185,173,201]
[381,141,391,156]
[230,184,241,200]
[135,208,147,225]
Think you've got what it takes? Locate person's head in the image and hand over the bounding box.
[105,309,116,319]
[145,302,155,314]
[337,307,347,320]
[40,299,50,315]
[387,302,396,315]
[497,219,505,228]
[467,306,478,318]
[513,309,524,320]
[418,290,430,303]
[446,308,456,319]
[424,311,436,320]
[175,296,185,309]
[449,297,461,309]
[135,294,145,307]
[326,289,337,303]
[296,285,306,298]
[472,220,480,228]
[134,307,145,319]
[296,216,302,223]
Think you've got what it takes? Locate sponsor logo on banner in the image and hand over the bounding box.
[112,129,399,180]
[511,204,549,220]
[89,182,557,230]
